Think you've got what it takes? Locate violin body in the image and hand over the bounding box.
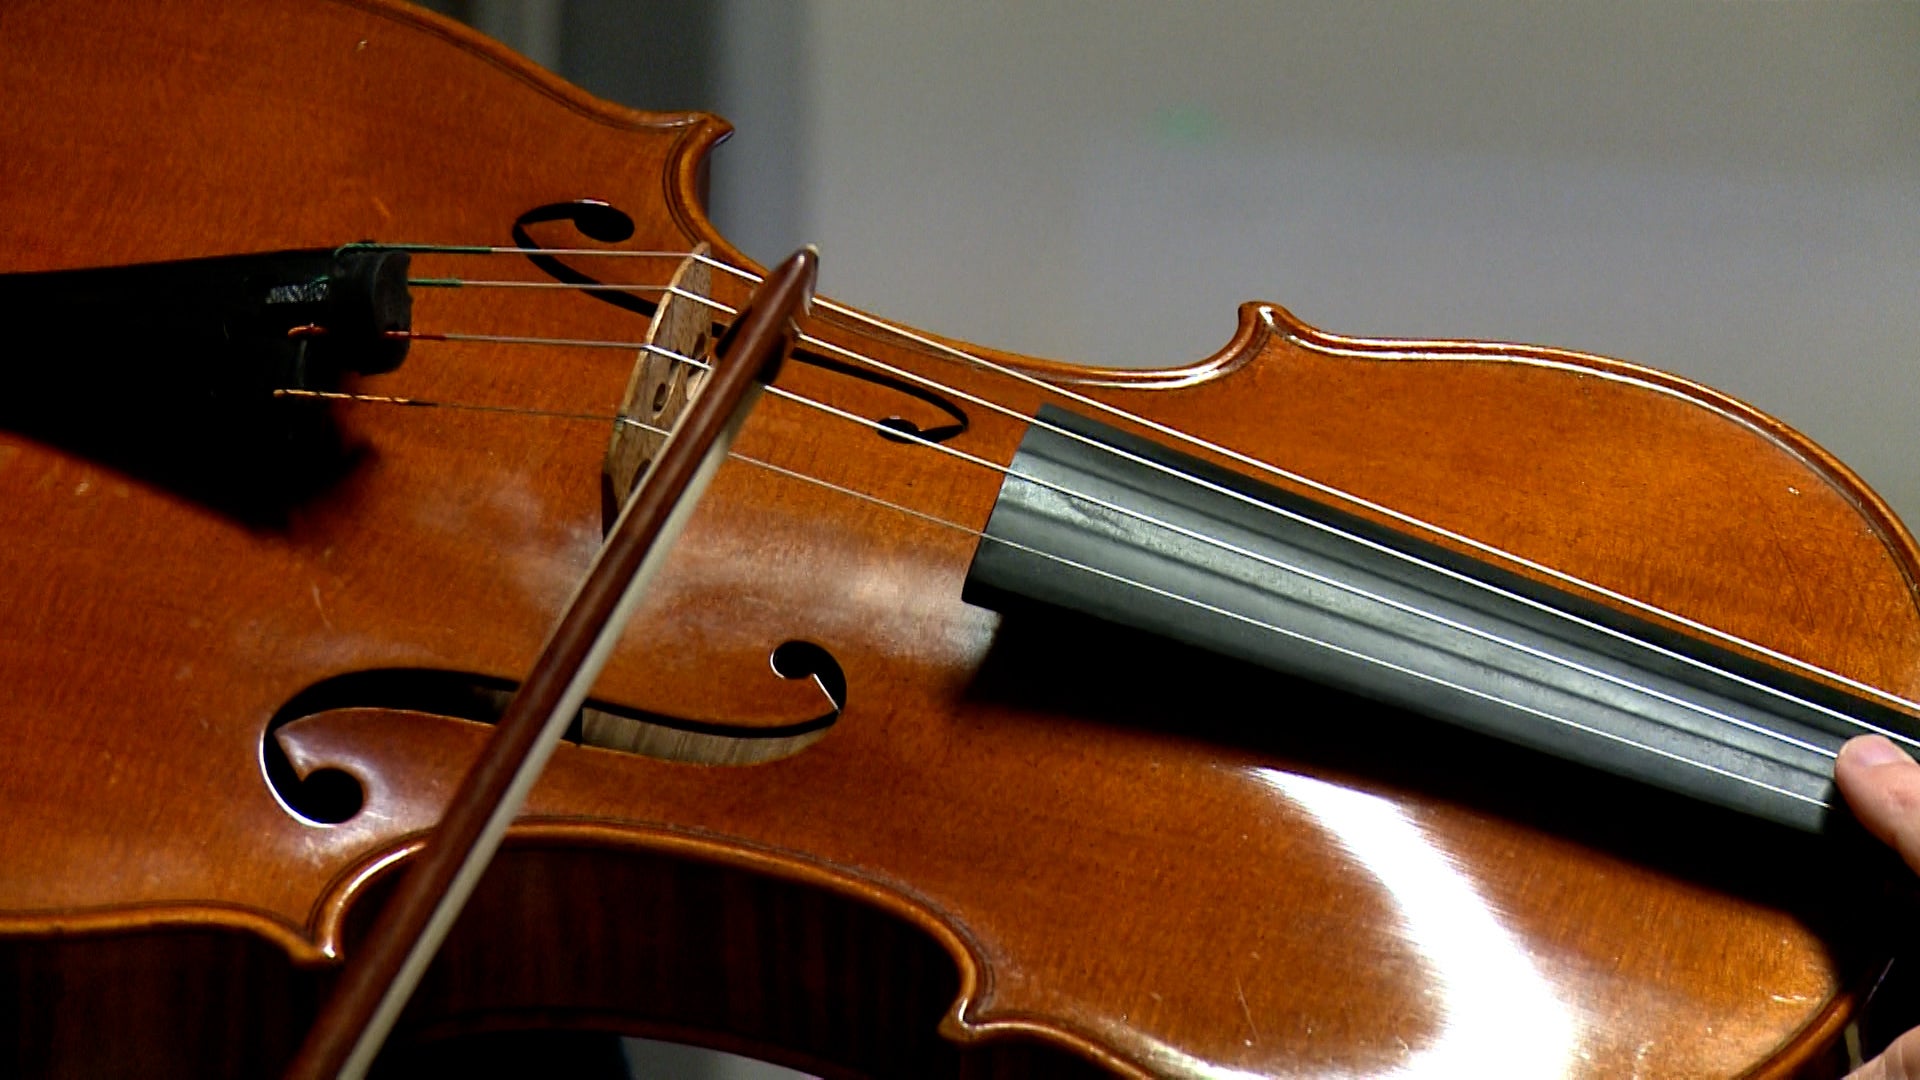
[4,2,1919,1076]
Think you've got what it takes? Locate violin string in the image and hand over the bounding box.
[411,278,650,292]
[278,387,620,426]
[396,252,1920,720]
[374,245,1920,724]
[381,286,1920,751]
[636,342,1851,761]
[730,434,1830,811]
[283,382,1832,811]
[710,252,1920,719]
[298,326,1872,765]
[651,293,1920,749]
[397,328,640,350]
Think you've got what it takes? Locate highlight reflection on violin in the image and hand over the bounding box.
[3,2,1918,1077]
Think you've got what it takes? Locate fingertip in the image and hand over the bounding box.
[1835,735,1920,874]
[1860,1024,1920,1080]
[1841,735,1914,771]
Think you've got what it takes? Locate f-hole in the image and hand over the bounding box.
[262,644,846,826]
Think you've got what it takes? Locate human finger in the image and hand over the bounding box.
[1834,735,1920,876]
[1851,1023,1920,1079]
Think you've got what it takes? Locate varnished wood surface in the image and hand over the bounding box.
[1,1,1917,1076]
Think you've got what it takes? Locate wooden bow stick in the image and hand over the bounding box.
[285,247,819,1080]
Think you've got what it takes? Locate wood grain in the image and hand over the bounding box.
[0,1,1914,1076]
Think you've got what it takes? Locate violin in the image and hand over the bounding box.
[4,2,1918,1077]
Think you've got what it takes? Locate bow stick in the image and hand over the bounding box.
[285,247,819,1080]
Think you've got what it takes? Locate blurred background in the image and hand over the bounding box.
[417,3,1918,1076]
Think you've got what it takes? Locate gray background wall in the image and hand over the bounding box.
[424,3,1918,1076]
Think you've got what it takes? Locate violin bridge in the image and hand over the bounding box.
[601,242,715,531]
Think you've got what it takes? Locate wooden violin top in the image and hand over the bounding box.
[1,2,1916,1076]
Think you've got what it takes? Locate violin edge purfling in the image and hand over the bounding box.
[0,2,1914,1078]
